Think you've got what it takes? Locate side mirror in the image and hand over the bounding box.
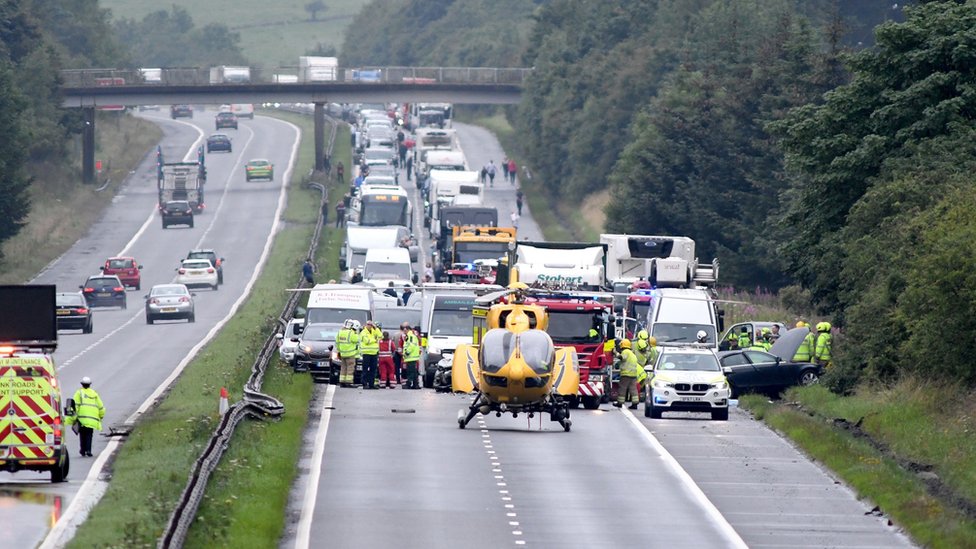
[99,266,105,271]
[220,257,225,262]
[275,333,284,340]
[191,293,197,297]
[143,295,149,299]
[138,265,144,269]
[722,366,733,375]
[78,285,84,289]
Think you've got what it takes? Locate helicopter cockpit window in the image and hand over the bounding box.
[481,329,516,373]
[518,330,554,374]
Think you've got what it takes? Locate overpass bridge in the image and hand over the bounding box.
[60,66,530,182]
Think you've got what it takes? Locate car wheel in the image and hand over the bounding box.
[582,396,601,410]
[135,282,141,291]
[188,313,195,323]
[711,408,729,421]
[212,283,218,291]
[650,404,663,419]
[799,370,820,386]
[189,220,195,228]
[121,299,127,310]
[83,320,93,334]
[146,315,153,325]
[246,176,251,182]
[162,222,168,229]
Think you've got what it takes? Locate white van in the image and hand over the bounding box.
[362,248,414,287]
[231,104,255,119]
[341,226,417,282]
[645,288,720,349]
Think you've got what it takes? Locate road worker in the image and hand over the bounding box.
[815,322,833,368]
[336,319,360,387]
[615,339,641,409]
[360,320,380,389]
[66,377,105,457]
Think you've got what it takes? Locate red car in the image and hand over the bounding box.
[100,256,143,290]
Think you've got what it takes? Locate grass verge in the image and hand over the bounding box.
[741,382,976,548]
[462,109,598,242]
[68,113,347,547]
[0,112,162,283]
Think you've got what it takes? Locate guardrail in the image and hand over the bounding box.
[158,115,338,549]
[60,66,533,88]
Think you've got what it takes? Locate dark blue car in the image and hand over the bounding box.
[206,133,232,153]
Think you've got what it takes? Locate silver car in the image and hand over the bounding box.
[276,318,304,366]
[145,284,195,324]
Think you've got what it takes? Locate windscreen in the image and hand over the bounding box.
[627,238,675,259]
[651,323,717,345]
[519,330,555,374]
[365,149,394,162]
[481,329,515,374]
[349,252,367,271]
[306,308,369,325]
[363,261,411,280]
[454,242,508,264]
[373,308,422,330]
[546,311,603,343]
[429,164,465,171]
[430,309,473,336]
[657,353,720,372]
[360,195,408,227]
[301,325,340,342]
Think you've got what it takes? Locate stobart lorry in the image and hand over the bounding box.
[0,285,71,482]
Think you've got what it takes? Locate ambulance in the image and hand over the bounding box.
[0,285,71,482]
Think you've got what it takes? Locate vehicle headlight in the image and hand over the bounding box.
[299,344,312,354]
[588,374,605,382]
[653,380,674,389]
[712,381,728,390]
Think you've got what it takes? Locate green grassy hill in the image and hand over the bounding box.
[103,0,373,68]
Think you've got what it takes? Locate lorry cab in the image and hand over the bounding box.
[645,287,722,350]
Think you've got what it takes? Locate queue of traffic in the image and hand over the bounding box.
[286,101,832,421]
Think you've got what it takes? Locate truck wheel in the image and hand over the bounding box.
[51,448,69,483]
[565,396,580,409]
[582,396,601,410]
[711,408,729,421]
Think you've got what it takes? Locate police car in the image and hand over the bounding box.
[644,347,730,421]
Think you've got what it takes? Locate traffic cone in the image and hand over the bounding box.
[219,387,229,415]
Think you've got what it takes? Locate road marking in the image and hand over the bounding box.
[622,409,748,549]
[295,384,336,549]
[39,115,302,549]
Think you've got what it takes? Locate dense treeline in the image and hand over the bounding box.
[114,6,247,67]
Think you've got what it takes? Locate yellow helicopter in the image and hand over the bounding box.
[452,282,580,431]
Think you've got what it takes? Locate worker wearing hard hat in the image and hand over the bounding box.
[792,321,816,363]
[815,322,833,368]
[615,339,642,410]
[66,377,105,457]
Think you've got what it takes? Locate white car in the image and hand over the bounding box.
[175,259,219,290]
[644,347,731,421]
[276,318,304,366]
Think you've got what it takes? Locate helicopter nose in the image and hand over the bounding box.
[508,357,528,382]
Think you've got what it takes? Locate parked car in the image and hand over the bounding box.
[294,323,343,382]
[175,259,219,290]
[100,256,143,290]
[245,159,274,181]
[186,249,224,284]
[161,200,194,229]
[56,292,92,333]
[170,104,193,119]
[145,284,195,324]
[79,275,127,309]
[276,318,305,368]
[206,133,232,153]
[644,347,730,420]
[718,327,823,398]
[215,112,238,130]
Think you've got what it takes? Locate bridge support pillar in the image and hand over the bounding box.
[314,102,325,172]
[82,107,96,184]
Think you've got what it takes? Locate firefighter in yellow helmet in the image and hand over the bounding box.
[815,322,833,368]
[615,339,642,409]
[793,321,816,363]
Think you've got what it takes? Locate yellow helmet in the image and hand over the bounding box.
[619,339,632,350]
[637,329,649,340]
[795,321,807,328]
[648,336,657,346]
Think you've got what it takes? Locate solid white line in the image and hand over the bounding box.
[294,384,336,549]
[39,115,302,548]
[621,409,748,549]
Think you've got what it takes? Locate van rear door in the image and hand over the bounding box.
[0,358,58,462]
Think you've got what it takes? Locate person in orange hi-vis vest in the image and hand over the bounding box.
[378,331,397,388]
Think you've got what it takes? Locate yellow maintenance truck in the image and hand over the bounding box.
[444,226,517,283]
[0,285,71,482]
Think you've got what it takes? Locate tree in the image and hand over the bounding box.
[305,1,327,22]
[0,60,31,259]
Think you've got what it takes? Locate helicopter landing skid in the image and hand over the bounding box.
[458,393,484,429]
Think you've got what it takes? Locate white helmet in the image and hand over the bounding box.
[696,330,708,343]
[343,319,354,328]
[81,376,92,386]
[352,320,361,330]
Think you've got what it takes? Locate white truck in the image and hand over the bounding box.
[158,162,206,212]
[514,241,608,291]
[209,66,251,84]
[298,56,338,82]
[600,234,719,291]
[427,170,483,240]
[362,248,414,288]
[341,226,418,282]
